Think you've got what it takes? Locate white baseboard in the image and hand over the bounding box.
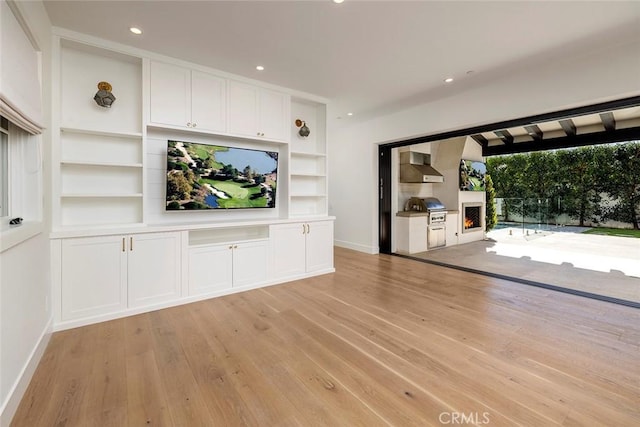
[0,316,53,427]
[334,239,379,254]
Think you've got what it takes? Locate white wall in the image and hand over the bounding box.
[0,1,52,425]
[431,136,468,212]
[329,38,640,254]
[0,234,51,425]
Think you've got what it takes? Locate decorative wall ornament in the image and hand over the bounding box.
[93,81,116,108]
[295,118,310,138]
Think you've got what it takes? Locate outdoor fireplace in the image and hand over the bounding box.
[462,202,483,233]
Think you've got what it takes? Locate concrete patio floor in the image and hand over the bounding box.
[406,226,640,304]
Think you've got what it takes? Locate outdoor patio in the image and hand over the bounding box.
[407,225,640,305]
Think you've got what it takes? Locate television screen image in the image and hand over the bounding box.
[459,159,486,191]
[166,140,278,210]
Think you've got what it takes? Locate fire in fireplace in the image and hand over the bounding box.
[462,203,483,232]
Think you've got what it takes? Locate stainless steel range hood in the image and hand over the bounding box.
[399,151,444,183]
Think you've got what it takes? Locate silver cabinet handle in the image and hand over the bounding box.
[130,237,133,251]
[306,224,310,234]
[122,238,125,252]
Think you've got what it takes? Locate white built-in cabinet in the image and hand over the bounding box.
[187,226,269,294]
[60,232,181,321]
[149,61,226,133]
[227,80,290,142]
[446,212,459,247]
[189,240,268,294]
[270,221,334,278]
[127,232,182,307]
[52,32,333,331]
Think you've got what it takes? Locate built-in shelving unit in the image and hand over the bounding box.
[289,99,328,217]
[55,39,143,228]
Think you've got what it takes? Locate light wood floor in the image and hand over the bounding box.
[12,247,640,426]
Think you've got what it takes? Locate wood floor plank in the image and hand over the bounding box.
[147,308,217,425]
[187,298,306,426]
[77,320,128,426]
[229,292,393,427]
[9,332,69,426]
[124,314,173,426]
[170,302,264,426]
[265,283,563,426]
[11,247,640,426]
[210,295,358,425]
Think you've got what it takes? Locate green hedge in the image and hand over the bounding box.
[486,142,640,229]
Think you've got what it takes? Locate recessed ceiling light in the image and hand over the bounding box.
[129,27,142,35]
[256,65,265,71]
[444,77,454,83]
[347,112,353,116]
[333,0,345,4]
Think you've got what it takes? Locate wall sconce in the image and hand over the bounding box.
[94,81,116,108]
[295,119,310,138]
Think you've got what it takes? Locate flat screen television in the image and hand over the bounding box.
[459,159,486,191]
[166,140,278,210]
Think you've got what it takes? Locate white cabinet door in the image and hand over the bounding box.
[228,80,289,142]
[270,223,307,278]
[189,244,233,295]
[127,232,182,308]
[149,61,191,128]
[446,213,459,247]
[61,236,127,320]
[233,240,268,287]
[259,88,289,142]
[306,221,334,272]
[228,80,259,137]
[191,70,226,133]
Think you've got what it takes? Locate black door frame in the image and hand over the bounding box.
[377,95,640,253]
[378,145,392,254]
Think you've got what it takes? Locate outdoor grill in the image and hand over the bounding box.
[404,197,447,249]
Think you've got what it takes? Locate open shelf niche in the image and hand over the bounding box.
[289,98,328,217]
[55,39,143,228]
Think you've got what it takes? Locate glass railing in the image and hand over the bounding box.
[493,197,559,234]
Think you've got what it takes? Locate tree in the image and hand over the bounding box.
[487,154,529,221]
[485,174,497,231]
[554,147,601,226]
[242,165,254,180]
[166,171,192,201]
[222,164,238,178]
[596,142,640,229]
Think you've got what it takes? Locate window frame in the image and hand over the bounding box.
[0,115,9,219]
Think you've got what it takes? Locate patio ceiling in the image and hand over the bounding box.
[475,103,640,156]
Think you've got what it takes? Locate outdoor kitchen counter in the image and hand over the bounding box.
[396,213,428,254]
[396,211,429,217]
[396,210,458,217]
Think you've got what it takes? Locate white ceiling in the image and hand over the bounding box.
[42,1,640,126]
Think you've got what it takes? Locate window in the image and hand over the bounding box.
[0,116,8,218]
